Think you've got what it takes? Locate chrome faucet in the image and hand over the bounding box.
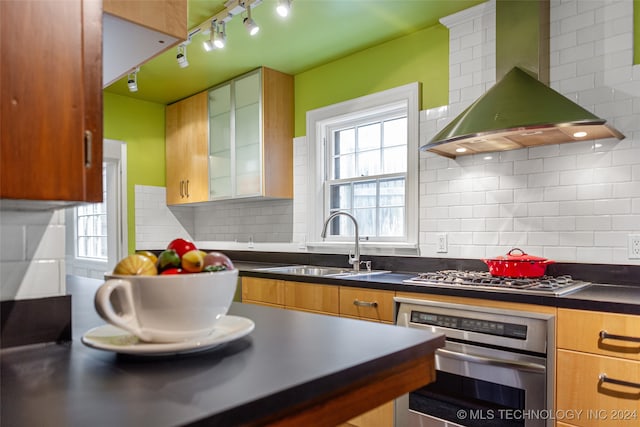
[321,211,366,273]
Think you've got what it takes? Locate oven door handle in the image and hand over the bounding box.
[437,348,546,373]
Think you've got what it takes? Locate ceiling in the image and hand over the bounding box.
[104,0,485,105]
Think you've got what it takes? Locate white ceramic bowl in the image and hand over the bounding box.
[95,269,239,342]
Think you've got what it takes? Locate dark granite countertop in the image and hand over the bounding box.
[235,261,640,315]
[0,276,444,427]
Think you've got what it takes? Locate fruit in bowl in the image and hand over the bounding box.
[112,239,234,276]
[100,239,239,342]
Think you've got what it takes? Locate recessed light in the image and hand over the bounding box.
[573,131,588,138]
[455,147,467,153]
[483,156,493,160]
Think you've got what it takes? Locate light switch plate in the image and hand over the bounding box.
[437,233,448,253]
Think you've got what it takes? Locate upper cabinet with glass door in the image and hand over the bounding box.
[208,67,294,200]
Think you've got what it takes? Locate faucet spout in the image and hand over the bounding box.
[321,211,360,272]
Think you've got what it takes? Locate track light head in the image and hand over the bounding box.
[176,45,189,68]
[243,5,259,36]
[127,68,139,92]
[213,21,226,49]
[276,0,291,17]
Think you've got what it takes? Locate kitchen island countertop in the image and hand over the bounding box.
[0,276,444,427]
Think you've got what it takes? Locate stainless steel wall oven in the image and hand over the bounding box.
[394,297,555,427]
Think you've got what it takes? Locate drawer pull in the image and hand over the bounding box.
[353,299,378,308]
[599,330,640,343]
[599,373,640,390]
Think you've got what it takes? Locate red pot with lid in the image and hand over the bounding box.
[482,248,555,278]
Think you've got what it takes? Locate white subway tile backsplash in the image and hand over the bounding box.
[528,231,559,245]
[560,200,595,216]
[514,158,544,175]
[611,214,640,230]
[0,225,25,261]
[460,218,486,231]
[593,198,631,214]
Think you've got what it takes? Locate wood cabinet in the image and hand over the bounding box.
[165,67,293,205]
[103,0,187,86]
[1,0,102,207]
[241,277,339,314]
[208,67,293,200]
[339,287,395,323]
[165,91,209,204]
[556,308,640,427]
[284,281,339,315]
[241,277,285,308]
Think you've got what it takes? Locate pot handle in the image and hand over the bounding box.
[507,248,526,257]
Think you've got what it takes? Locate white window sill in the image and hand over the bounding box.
[306,241,419,256]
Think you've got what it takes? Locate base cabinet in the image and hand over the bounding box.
[556,308,640,427]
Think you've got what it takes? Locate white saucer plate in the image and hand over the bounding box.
[81,315,255,356]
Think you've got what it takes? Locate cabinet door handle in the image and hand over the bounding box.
[599,373,640,390]
[599,330,640,343]
[84,130,92,167]
[353,299,377,308]
[185,179,189,198]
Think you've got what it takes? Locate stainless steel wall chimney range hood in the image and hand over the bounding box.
[421,0,624,159]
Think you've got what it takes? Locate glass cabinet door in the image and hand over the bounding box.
[209,84,232,199]
[234,71,261,197]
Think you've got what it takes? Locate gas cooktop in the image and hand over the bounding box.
[403,270,591,296]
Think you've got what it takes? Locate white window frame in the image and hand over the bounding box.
[66,139,128,277]
[305,83,420,253]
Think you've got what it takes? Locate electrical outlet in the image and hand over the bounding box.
[629,235,640,259]
[437,233,448,253]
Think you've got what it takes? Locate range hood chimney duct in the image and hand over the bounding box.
[421,0,624,159]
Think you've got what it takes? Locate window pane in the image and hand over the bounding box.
[334,153,355,179]
[353,181,376,208]
[382,146,407,174]
[330,184,352,210]
[354,208,376,236]
[356,150,380,176]
[383,117,407,147]
[357,123,380,151]
[380,178,405,207]
[379,207,404,236]
[335,128,355,155]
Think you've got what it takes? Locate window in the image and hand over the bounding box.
[326,113,408,240]
[76,169,108,259]
[66,139,127,278]
[306,83,419,250]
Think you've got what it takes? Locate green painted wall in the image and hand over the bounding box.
[635,0,639,64]
[294,24,449,137]
[103,92,166,254]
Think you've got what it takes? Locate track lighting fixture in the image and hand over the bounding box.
[176,44,189,68]
[203,20,217,52]
[276,0,291,17]
[243,4,260,36]
[213,21,226,49]
[194,0,287,56]
[127,68,139,92]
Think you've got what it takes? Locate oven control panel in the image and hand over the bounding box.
[410,310,527,340]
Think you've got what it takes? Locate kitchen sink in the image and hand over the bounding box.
[255,265,390,278]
